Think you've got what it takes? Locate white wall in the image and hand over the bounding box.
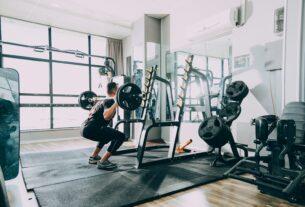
[283,0,304,103]
[231,0,285,147]
[167,0,286,150]
[169,0,240,52]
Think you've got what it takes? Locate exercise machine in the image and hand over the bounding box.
[225,102,305,203]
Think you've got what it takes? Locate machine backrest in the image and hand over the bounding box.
[281,102,305,144]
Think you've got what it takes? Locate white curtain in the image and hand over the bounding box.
[106,38,124,75]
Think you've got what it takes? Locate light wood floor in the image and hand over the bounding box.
[21,138,305,207]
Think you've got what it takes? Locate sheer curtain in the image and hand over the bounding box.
[106,38,124,75]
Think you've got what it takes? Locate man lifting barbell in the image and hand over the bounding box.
[79,82,143,169]
[80,82,125,170]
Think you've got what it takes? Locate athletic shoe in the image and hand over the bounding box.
[97,160,117,170]
[89,155,101,164]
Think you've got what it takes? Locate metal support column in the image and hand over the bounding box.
[88,35,92,91]
[48,27,54,129]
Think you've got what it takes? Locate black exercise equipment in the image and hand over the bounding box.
[135,55,214,168]
[225,102,305,203]
[116,83,143,111]
[78,91,98,110]
[218,102,241,126]
[197,80,249,166]
[198,116,248,166]
[78,83,143,111]
[198,117,231,148]
[225,80,249,102]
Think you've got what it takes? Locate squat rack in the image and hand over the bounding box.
[136,55,213,168]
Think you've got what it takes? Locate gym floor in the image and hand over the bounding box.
[21,138,303,207]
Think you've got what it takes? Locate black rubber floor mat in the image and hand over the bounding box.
[34,161,227,207]
[34,171,158,207]
[20,145,133,168]
[20,148,93,168]
[22,152,160,190]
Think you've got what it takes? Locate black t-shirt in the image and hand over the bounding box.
[83,98,115,127]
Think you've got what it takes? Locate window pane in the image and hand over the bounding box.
[53,97,78,104]
[183,112,190,121]
[21,107,50,130]
[91,67,108,96]
[193,56,207,69]
[20,96,50,104]
[177,53,189,68]
[3,58,49,93]
[208,57,222,78]
[91,36,107,65]
[53,107,88,128]
[1,17,48,58]
[52,28,88,63]
[53,63,89,95]
[223,59,230,77]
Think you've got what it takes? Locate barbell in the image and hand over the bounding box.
[78,83,143,111]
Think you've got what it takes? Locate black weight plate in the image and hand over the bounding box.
[198,116,229,148]
[226,81,249,102]
[116,83,142,111]
[219,102,241,124]
[78,91,97,110]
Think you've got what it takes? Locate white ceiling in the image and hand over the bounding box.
[0,0,240,39]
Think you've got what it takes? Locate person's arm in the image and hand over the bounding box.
[103,100,118,121]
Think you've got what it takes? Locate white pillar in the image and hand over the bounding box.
[282,0,305,105]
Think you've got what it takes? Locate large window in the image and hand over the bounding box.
[1,18,48,59]
[167,52,230,122]
[52,63,89,94]
[0,17,108,130]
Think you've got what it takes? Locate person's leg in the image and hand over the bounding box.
[91,142,105,157]
[97,127,125,170]
[106,130,125,155]
[89,142,105,164]
[81,125,106,164]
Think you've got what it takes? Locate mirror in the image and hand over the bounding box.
[146,42,161,120]
[0,68,20,180]
[132,44,144,119]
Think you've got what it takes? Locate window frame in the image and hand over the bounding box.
[0,16,109,131]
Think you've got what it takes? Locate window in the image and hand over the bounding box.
[223,59,230,77]
[3,58,49,93]
[91,36,107,65]
[53,63,89,95]
[208,57,222,78]
[167,52,229,122]
[91,66,108,96]
[0,17,108,130]
[1,17,48,58]
[53,107,88,128]
[52,28,88,63]
[20,107,50,130]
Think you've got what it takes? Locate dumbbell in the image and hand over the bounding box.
[78,83,143,111]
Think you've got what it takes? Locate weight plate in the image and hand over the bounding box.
[78,91,97,110]
[198,116,230,148]
[226,81,249,102]
[116,83,142,111]
[219,102,241,124]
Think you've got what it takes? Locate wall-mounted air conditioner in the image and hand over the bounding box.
[187,7,243,42]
